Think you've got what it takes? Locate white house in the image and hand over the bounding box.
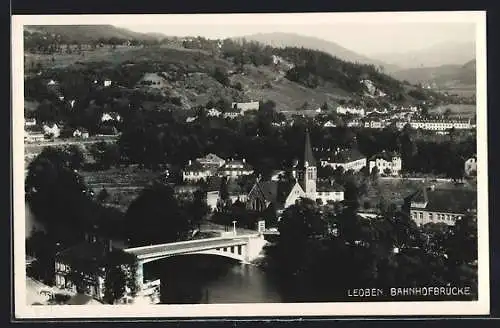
[336,106,365,117]
[231,101,259,114]
[464,156,477,176]
[369,151,402,176]
[218,159,254,178]
[409,119,472,131]
[73,128,89,139]
[101,112,122,122]
[206,107,222,117]
[25,118,37,127]
[103,79,112,87]
[323,121,337,128]
[223,108,242,120]
[182,160,218,182]
[43,123,60,138]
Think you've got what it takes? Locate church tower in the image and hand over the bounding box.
[303,129,317,196]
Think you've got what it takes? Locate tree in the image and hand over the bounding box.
[188,190,209,229]
[89,141,120,169]
[97,188,110,203]
[64,144,85,170]
[25,147,92,243]
[124,183,191,246]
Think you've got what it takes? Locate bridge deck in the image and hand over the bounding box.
[126,237,250,258]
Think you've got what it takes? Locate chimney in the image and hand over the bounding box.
[188,160,192,165]
[243,158,246,163]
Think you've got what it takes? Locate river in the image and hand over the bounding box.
[144,251,284,304]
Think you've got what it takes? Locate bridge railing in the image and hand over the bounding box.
[124,233,260,253]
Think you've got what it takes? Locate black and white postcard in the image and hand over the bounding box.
[12,11,489,318]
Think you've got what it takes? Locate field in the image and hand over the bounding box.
[80,167,163,211]
[429,103,476,118]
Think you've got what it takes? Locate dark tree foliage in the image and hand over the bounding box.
[124,182,192,247]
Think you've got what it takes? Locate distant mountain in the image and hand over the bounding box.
[390,59,476,87]
[235,32,400,72]
[24,25,163,43]
[371,41,475,69]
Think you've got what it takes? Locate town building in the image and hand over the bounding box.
[346,119,362,128]
[42,123,61,138]
[223,108,242,119]
[182,160,219,182]
[54,241,107,300]
[368,151,402,176]
[73,128,90,139]
[206,107,222,117]
[231,101,260,114]
[406,185,477,226]
[218,159,254,178]
[464,155,477,176]
[320,148,367,172]
[101,112,122,123]
[137,73,167,89]
[25,118,37,127]
[336,106,365,117]
[409,119,473,131]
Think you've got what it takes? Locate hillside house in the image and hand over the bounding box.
[369,151,402,176]
[223,108,242,119]
[103,79,112,87]
[323,121,337,128]
[182,160,219,182]
[336,106,365,117]
[137,73,168,89]
[464,156,477,176]
[406,186,477,226]
[231,101,260,114]
[73,128,90,139]
[25,118,37,127]
[320,148,367,172]
[42,123,60,138]
[196,153,225,168]
[409,119,473,131]
[101,112,122,123]
[186,116,198,123]
[206,107,222,117]
[218,159,254,179]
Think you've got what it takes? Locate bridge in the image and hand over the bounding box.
[124,233,266,290]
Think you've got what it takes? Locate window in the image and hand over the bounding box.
[429,213,433,220]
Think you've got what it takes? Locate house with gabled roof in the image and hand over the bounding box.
[406,185,477,226]
[368,150,402,176]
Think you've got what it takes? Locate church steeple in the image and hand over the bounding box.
[303,129,317,196]
[304,128,316,168]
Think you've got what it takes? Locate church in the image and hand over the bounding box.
[246,130,344,213]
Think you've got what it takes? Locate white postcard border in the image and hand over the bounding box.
[12,11,489,319]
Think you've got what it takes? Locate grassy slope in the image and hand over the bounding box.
[26,45,354,111]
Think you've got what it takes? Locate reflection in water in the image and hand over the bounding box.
[147,254,283,304]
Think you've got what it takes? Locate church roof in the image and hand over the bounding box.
[304,130,316,167]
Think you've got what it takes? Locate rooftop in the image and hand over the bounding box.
[410,187,477,214]
[321,148,366,164]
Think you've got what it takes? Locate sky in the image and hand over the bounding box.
[113,13,477,57]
